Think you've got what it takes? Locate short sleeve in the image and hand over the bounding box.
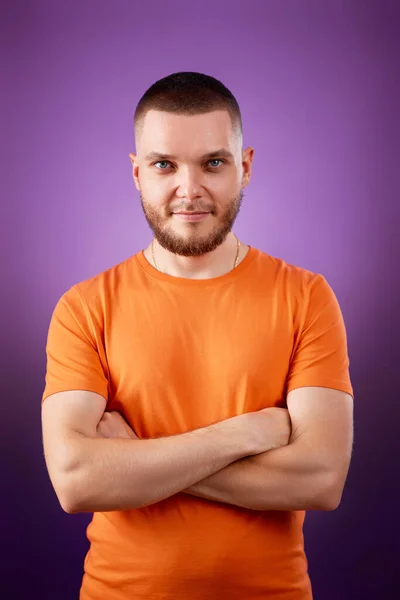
[286,274,353,397]
[42,285,109,404]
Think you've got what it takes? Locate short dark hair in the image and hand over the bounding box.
[133,71,242,143]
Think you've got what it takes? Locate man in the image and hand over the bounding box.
[41,71,353,600]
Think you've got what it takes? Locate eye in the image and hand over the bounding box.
[154,161,171,170]
[152,158,225,171]
[207,159,224,168]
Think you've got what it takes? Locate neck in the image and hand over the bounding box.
[146,232,246,280]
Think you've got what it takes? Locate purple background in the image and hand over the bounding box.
[2,1,399,598]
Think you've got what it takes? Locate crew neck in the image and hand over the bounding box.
[135,245,257,288]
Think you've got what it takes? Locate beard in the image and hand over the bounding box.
[139,188,244,257]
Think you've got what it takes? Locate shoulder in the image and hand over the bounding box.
[250,246,322,295]
[55,252,141,314]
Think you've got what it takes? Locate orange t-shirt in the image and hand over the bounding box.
[42,245,353,600]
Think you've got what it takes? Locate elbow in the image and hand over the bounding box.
[57,477,82,514]
[60,496,77,515]
[51,477,76,514]
[315,494,341,512]
[47,438,90,514]
[313,474,344,511]
[55,462,86,514]
[59,479,85,514]
[60,471,94,514]
[59,443,92,513]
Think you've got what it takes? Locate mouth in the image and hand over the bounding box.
[173,212,211,222]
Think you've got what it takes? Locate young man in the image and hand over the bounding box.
[41,71,354,600]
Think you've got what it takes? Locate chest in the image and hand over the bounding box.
[104,287,296,436]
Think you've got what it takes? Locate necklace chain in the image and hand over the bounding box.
[151,234,241,274]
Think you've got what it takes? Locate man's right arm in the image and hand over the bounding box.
[41,390,265,514]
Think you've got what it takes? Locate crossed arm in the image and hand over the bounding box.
[181,386,353,511]
[52,385,353,513]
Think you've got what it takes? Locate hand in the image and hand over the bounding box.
[96,410,139,440]
[229,407,292,456]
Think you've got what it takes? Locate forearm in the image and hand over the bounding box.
[184,441,339,511]
[61,420,250,513]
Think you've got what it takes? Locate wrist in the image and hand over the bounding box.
[213,415,254,459]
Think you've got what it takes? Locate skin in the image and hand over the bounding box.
[128,109,254,279]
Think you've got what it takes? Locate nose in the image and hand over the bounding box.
[175,166,203,201]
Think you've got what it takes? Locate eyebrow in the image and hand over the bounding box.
[144,149,234,162]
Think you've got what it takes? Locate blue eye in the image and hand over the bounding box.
[153,158,225,171]
[208,159,223,168]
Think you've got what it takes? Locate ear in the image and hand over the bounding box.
[241,146,254,188]
[128,152,141,191]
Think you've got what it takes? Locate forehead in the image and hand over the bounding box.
[137,109,238,157]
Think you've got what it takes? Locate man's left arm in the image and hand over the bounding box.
[184,273,354,511]
[182,385,354,511]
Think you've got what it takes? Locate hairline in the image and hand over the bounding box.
[134,108,243,150]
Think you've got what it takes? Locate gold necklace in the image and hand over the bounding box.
[151,234,241,274]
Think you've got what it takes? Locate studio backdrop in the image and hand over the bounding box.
[1,1,398,599]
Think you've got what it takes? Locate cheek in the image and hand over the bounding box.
[141,179,168,201]
[212,178,238,199]
[142,191,173,216]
